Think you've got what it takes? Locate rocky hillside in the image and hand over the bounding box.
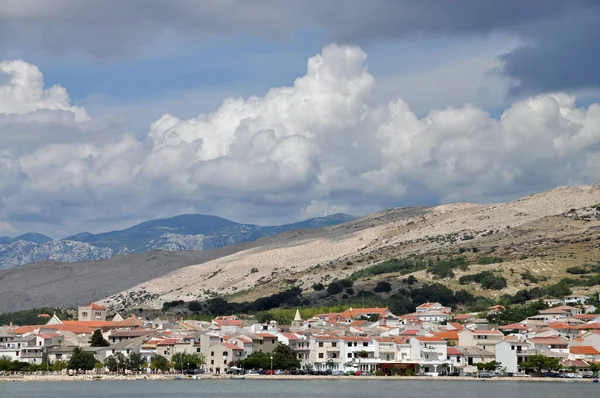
[0,213,354,269]
[98,185,600,311]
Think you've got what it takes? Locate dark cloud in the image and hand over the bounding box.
[1,1,598,93]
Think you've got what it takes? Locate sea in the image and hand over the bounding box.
[0,379,595,398]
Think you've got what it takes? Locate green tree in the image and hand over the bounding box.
[589,362,600,376]
[150,355,170,372]
[104,352,126,372]
[520,355,562,374]
[240,352,271,369]
[171,352,205,371]
[126,352,145,371]
[272,343,301,370]
[51,360,68,372]
[68,347,97,370]
[90,329,110,347]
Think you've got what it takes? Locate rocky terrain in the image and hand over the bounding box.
[97,185,600,311]
[0,213,354,269]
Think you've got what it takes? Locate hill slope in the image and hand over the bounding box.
[98,185,600,311]
[0,213,354,269]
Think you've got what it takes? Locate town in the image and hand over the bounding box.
[1,296,600,380]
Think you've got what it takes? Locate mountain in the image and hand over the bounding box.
[2,185,600,314]
[96,185,600,311]
[0,213,355,270]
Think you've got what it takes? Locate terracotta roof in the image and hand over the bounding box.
[222,342,243,350]
[549,322,576,330]
[399,329,419,336]
[575,322,600,330]
[417,302,439,308]
[414,336,444,342]
[340,307,388,318]
[498,323,530,330]
[560,359,589,368]
[448,322,464,331]
[279,333,301,341]
[156,338,181,346]
[255,333,277,338]
[528,337,569,345]
[110,329,153,337]
[89,303,106,310]
[447,347,462,356]
[434,331,459,340]
[570,346,600,355]
[573,314,599,320]
[38,314,51,318]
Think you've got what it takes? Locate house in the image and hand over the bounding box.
[409,336,447,374]
[340,307,391,321]
[78,303,107,322]
[433,330,459,346]
[487,305,505,315]
[457,346,495,372]
[564,295,588,305]
[446,347,462,371]
[310,335,342,371]
[453,314,478,323]
[542,298,564,307]
[527,337,569,353]
[458,329,504,352]
[206,342,244,373]
[416,302,452,314]
[340,336,376,372]
[569,346,600,362]
[494,340,517,373]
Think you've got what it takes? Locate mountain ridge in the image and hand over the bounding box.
[0,213,355,269]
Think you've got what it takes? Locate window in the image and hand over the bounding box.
[223,351,228,357]
[319,353,324,359]
[272,339,275,344]
[331,353,337,358]
[197,348,201,352]
[211,351,214,356]
[95,311,102,318]
[260,341,263,345]
[363,342,368,347]
[354,342,357,347]
[224,360,227,364]
[347,342,352,347]
[319,342,324,347]
[211,360,214,365]
[332,342,337,347]
[82,311,88,318]
[347,353,352,358]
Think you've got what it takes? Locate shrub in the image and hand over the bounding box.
[338,279,354,288]
[327,282,344,295]
[428,257,468,278]
[478,256,504,265]
[566,266,588,275]
[312,283,324,291]
[350,258,425,280]
[459,271,507,290]
[406,275,418,285]
[521,271,539,283]
[373,281,392,293]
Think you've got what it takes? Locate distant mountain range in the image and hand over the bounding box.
[0,213,355,269]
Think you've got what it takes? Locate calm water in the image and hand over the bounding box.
[0,380,596,398]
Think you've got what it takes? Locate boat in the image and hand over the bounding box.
[231,375,246,380]
[593,378,598,383]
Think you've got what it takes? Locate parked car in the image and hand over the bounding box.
[331,370,345,376]
[274,369,286,375]
[478,372,493,378]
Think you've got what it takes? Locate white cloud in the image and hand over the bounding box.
[1,45,600,236]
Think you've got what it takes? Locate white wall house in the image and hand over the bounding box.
[409,336,447,375]
[495,340,517,373]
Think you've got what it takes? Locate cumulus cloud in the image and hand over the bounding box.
[1,45,600,236]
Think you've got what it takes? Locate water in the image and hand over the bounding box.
[0,379,595,398]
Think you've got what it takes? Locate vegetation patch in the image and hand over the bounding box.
[459,271,507,290]
[349,258,425,280]
[477,256,504,265]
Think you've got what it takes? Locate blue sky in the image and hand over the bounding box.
[0,1,599,237]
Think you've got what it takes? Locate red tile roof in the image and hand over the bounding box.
[156,338,181,346]
[447,347,462,356]
[89,303,106,310]
[222,342,243,350]
[570,346,600,355]
[414,336,444,342]
[574,322,600,330]
[434,331,459,340]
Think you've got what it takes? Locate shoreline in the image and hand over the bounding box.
[0,374,595,383]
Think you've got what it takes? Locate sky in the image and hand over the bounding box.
[1,0,600,238]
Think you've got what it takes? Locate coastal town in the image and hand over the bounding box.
[2,297,600,380]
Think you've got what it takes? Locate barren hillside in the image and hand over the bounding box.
[100,185,600,310]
